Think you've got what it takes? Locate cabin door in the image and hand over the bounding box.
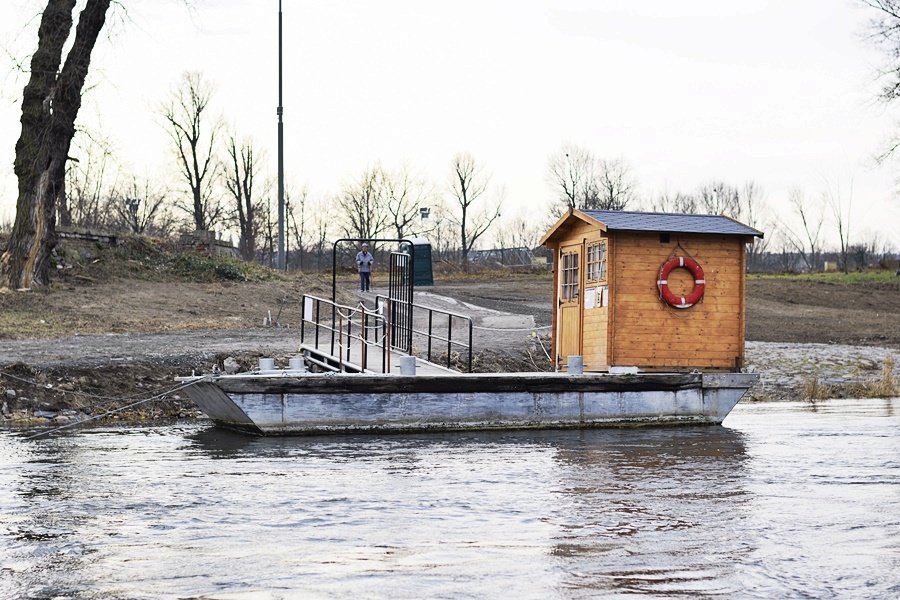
[557,244,582,368]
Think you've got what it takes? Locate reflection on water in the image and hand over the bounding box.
[1,399,898,599]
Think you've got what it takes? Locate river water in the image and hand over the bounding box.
[1,398,898,599]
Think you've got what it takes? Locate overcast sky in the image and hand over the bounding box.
[1,0,899,248]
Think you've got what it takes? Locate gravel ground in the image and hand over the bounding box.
[745,341,898,400]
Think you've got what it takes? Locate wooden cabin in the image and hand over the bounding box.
[539,209,763,372]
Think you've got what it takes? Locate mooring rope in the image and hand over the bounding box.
[470,324,552,332]
[533,332,552,362]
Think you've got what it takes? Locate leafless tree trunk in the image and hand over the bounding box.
[859,2,900,161]
[448,153,501,270]
[286,186,308,270]
[420,201,454,262]
[224,134,263,260]
[494,215,541,264]
[824,179,854,273]
[260,191,276,267]
[648,190,699,214]
[64,131,114,229]
[546,143,597,215]
[739,181,771,271]
[161,71,223,232]
[337,164,389,240]
[595,158,635,211]
[775,231,800,273]
[696,182,741,217]
[385,166,430,239]
[546,144,635,215]
[111,176,173,236]
[850,233,881,270]
[1,0,111,289]
[781,189,825,271]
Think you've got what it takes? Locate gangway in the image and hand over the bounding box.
[299,294,472,375]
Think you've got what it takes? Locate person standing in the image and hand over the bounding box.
[356,243,374,291]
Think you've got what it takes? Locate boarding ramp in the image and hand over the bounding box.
[300,294,472,375]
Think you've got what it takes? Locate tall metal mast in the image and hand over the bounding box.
[277,0,286,270]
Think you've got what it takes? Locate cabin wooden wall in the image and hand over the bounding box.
[608,232,745,370]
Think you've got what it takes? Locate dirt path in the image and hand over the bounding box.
[0,329,301,369]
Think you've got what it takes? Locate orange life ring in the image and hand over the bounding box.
[657,256,705,309]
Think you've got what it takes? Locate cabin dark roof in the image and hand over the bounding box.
[582,210,763,237]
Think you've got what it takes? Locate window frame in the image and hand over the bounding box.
[586,240,608,283]
[560,250,580,302]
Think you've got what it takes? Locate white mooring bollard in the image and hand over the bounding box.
[288,356,306,373]
[399,356,417,376]
[567,356,584,375]
[258,358,276,372]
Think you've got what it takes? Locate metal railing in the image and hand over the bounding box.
[375,294,473,372]
[300,294,474,373]
[300,295,388,373]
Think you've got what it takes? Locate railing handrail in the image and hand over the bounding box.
[300,294,387,372]
[375,294,473,372]
[374,294,472,323]
[300,293,474,373]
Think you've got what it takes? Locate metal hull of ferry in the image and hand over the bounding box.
[181,372,758,436]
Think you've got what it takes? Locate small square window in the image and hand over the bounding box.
[586,241,607,282]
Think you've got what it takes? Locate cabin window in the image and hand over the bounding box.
[586,241,607,282]
[560,251,579,301]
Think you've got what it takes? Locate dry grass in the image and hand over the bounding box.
[801,355,898,401]
[801,374,831,401]
[861,354,897,397]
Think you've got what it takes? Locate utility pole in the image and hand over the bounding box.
[277,0,286,270]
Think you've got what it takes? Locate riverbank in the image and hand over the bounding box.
[1,335,896,428]
[2,245,898,426]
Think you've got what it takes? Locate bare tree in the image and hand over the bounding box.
[336,164,389,240]
[823,178,854,273]
[648,189,699,214]
[780,189,825,271]
[595,158,636,211]
[546,144,635,215]
[302,195,334,271]
[849,230,883,270]
[2,0,112,289]
[260,188,277,267]
[63,130,115,229]
[738,181,772,271]
[546,143,598,215]
[859,1,900,163]
[448,153,502,270]
[774,229,801,273]
[161,71,224,232]
[223,133,264,260]
[421,200,456,262]
[384,166,431,239]
[697,182,741,218]
[110,176,174,236]
[495,216,541,251]
[286,186,308,270]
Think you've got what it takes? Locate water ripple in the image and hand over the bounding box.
[0,398,897,598]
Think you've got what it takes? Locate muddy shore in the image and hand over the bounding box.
[2,271,898,428]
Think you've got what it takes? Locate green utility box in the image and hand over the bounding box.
[401,238,434,286]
